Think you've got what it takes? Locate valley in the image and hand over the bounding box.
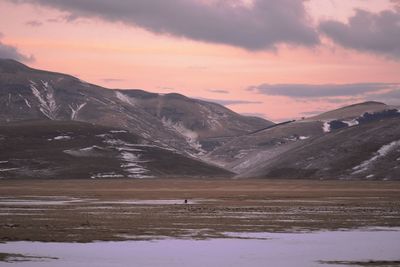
[0,179,399,242]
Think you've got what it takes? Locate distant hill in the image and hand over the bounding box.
[209,102,400,180]
[0,120,232,179]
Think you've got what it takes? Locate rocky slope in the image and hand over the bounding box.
[239,117,400,180]
[0,59,272,156]
[1,59,399,180]
[0,120,232,179]
[209,102,400,179]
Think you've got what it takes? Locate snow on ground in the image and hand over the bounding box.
[110,130,128,133]
[69,102,87,120]
[322,121,331,133]
[18,94,32,108]
[162,118,204,152]
[30,80,59,120]
[120,150,152,179]
[116,91,136,106]
[0,168,20,172]
[63,146,106,157]
[299,136,310,140]
[91,172,124,179]
[101,136,153,178]
[353,139,400,174]
[49,135,72,141]
[342,119,359,127]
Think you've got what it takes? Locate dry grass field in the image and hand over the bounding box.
[0,179,399,242]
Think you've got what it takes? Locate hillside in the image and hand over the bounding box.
[0,120,232,179]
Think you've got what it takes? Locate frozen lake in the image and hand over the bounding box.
[0,228,399,267]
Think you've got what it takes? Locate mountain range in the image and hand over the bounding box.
[1,59,399,180]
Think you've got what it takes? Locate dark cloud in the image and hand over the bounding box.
[26,20,43,27]
[196,97,263,106]
[0,34,34,62]
[248,83,399,98]
[9,0,319,51]
[319,9,400,59]
[207,89,229,94]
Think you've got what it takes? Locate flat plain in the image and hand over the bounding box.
[0,179,399,242]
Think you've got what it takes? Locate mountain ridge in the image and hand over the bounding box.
[1,58,400,180]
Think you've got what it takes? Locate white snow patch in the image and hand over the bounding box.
[0,161,8,164]
[50,135,72,141]
[353,140,400,174]
[343,119,359,127]
[80,146,104,151]
[110,130,128,133]
[0,168,19,172]
[18,94,32,108]
[103,137,153,178]
[322,121,331,133]
[30,80,59,120]
[120,151,152,178]
[69,102,87,120]
[162,118,203,152]
[91,172,124,179]
[299,136,310,140]
[96,134,110,138]
[64,146,106,157]
[23,98,31,108]
[116,91,136,106]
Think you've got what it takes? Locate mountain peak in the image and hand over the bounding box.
[0,58,32,73]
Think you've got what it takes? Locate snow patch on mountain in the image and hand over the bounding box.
[353,140,400,174]
[110,130,128,133]
[101,136,153,178]
[91,172,123,179]
[17,94,32,108]
[69,102,87,120]
[322,121,331,133]
[162,117,203,152]
[343,119,359,127]
[49,135,72,141]
[64,146,107,157]
[116,91,136,106]
[30,80,59,120]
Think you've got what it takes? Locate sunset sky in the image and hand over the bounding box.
[0,0,399,122]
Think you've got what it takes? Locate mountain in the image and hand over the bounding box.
[0,120,232,179]
[208,102,400,179]
[118,90,271,151]
[1,59,399,180]
[239,116,400,180]
[0,59,272,156]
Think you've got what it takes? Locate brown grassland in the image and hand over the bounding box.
[0,179,399,242]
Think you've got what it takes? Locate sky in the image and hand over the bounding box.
[0,0,399,122]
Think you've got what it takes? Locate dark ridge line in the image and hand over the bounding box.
[247,120,296,135]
